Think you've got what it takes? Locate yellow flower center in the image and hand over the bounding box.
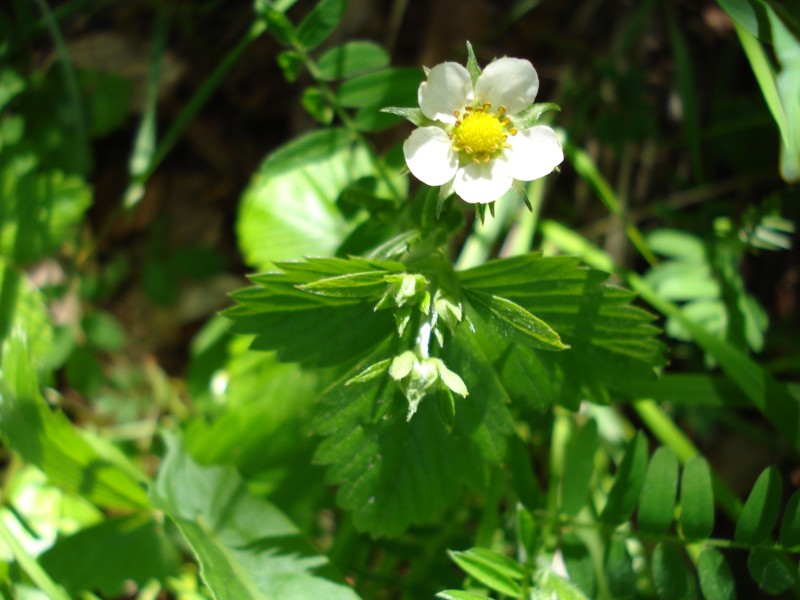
[450,104,517,163]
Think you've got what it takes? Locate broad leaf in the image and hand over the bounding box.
[237,129,405,270]
[316,41,389,81]
[336,68,423,109]
[151,434,361,600]
[600,432,649,527]
[39,515,178,597]
[313,328,513,536]
[637,446,679,535]
[0,335,149,511]
[735,466,782,545]
[679,456,715,540]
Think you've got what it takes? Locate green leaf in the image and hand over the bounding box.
[277,50,304,82]
[0,261,53,369]
[0,159,92,265]
[0,335,149,510]
[436,591,492,600]
[313,328,513,536]
[237,129,404,270]
[39,515,178,597]
[638,446,679,535]
[561,534,597,599]
[447,550,523,598]
[151,434,361,600]
[697,548,736,600]
[459,254,665,407]
[561,419,598,516]
[747,549,796,595]
[296,0,348,51]
[716,0,775,42]
[465,290,568,351]
[317,41,389,80]
[536,570,591,600]
[604,537,636,600]
[380,106,435,127]
[778,489,800,547]
[651,543,696,600]
[301,86,333,124]
[336,68,423,108]
[735,466,783,545]
[0,67,25,110]
[299,271,391,298]
[455,548,526,581]
[600,432,649,526]
[679,456,715,540]
[225,259,397,367]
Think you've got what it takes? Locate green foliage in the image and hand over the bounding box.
[151,434,361,600]
[2,1,799,598]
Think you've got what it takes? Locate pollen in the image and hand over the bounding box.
[454,111,506,155]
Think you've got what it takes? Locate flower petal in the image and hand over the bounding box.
[504,125,563,181]
[453,160,513,204]
[403,126,459,186]
[418,62,472,124]
[475,57,539,114]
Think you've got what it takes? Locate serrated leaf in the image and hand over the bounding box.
[299,271,390,298]
[466,289,568,351]
[778,489,800,547]
[747,549,796,595]
[561,419,598,516]
[39,515,178,597]
[337,68,423,108]
[600,432,649,526]
[652,544,696,600]
[317,41,389,81]
[459,254,665,406]
[152,434,361,600]
[638,446,679,535]
[313,328,513,536]
[735,466,782,545]
[0,335,149,510]
[697,548,736,600]
[447,550,523,598]
[680,456,715,540]
[225,259,396,367]
[295,0,347,50]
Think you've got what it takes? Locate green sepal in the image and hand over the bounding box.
[346,358,392,385]
[380,106,436,127]
[465,41,482,87]
[510,102,561,129]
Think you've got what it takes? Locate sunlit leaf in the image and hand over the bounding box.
[447,549,523,598]
[151,434,362,600]
[317,41,389,81]
[0,335,149,510]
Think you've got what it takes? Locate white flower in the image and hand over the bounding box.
[402,57,564,204]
